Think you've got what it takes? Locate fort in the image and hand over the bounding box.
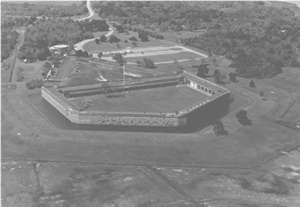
[42,70,231,128]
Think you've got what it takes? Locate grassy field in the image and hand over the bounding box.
[69,85,209,113]
[82,31,175,53]
[126,51,202,63]
[2,162,182,207]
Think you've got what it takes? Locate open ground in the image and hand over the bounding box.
[2,1,300,206]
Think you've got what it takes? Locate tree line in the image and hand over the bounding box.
[92,1,300,78]
[1,25,19,60]
[18,19,109,62]
[2,2,87,18]
[181,6,300,78]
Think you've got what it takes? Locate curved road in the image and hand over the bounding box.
[74,0,114,51]
[78,0,94,21]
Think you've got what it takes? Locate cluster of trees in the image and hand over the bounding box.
[79,19,109,33]
[3,2,87,18]
[128,27,164,40]
[1,27,19,60]
[26,79,43,89]
[93,2,299,79]
[138,31,149,42]
[136,58,156,69]
[181,5,300,78]
[75,50,89,57]
[18,19,93,61]
[2,16,32,28]
[93,1,224,32]
[95,35,108,44]
[95,34,122,44]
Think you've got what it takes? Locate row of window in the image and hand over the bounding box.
[186,80,215,95]
[196,84,215,95]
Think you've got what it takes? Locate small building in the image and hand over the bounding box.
[49,44,69,56]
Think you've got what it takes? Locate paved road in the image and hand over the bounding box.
[8,28,25,83]
[78,0,94,22]
[74,0,114,51]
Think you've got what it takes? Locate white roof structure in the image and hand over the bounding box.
[49,44,69,50]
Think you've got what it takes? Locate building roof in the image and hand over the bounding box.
[49,44,69,50]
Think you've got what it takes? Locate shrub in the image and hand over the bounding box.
[129,36,138,41]
[213,120,228,136]
[138,31,149,42]
[109,35,120,43]
[100,35,107,42]
[249,80,256,88]
[236,109,252,125]
[26,79,43,89]
[142,58,155,68]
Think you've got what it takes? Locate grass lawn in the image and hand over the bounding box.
[126,51,202,63]
[83,31,174,53]
[14,60,45,82]
[70,85,209,113]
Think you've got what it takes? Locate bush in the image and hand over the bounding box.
[229,72,238,82]
[129,36,138,41]
[75,50,89,57]
[249,80,256,88]
[142,58,155,69]
[236,109,252,125]
[109,35,120,43]
[100,35,107,42]
[138,31,149,42]
[26,79,43,89]
[213,120,228,136]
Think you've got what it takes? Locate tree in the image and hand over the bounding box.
[113,53,125,66]
[97,52,103,58]
[109,35,120,43]
[36,48,50,60]
[115,25,125,33]
[196,64,210,78]
[213,120,228,136]
[18,18,94,62]
[132,41,138,47]
[75,50,89,57]
[249,80,256,88]
[236,109,252,125]
[42,62,52,77]
[213,69,223,84]
[129,36,138,41]
[138,31,149,42]
[100,35,107,42]
[229,72,238,82]
[142,58,156,68]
